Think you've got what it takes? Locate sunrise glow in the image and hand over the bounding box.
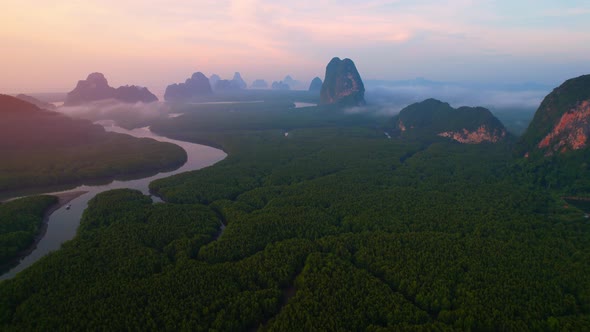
[2,0,590,92]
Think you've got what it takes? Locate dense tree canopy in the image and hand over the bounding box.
[0,195,57,268]
[1,100,589,330]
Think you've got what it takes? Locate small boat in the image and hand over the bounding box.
[66,204,71,210]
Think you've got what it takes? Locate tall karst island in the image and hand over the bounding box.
[320,57,366,106]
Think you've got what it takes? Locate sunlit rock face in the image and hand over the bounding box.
[537,100,590,155]
[398,120,407,132]
[392,98,508,144]
[320,57,365,106]
[65,73,158,105]
[519,74,590,157]
[438,125,507,144]
[165,72,212,102]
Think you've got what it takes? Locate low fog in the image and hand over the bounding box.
[50,78,551,136]
[57,99,171,128]
[364,79,552,115]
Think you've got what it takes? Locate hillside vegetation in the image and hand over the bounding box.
[0,196,57,268]
[0,95,186,196]
[1,100,589,330]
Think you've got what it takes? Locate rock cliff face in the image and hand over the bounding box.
[320,57,365,106]
[308,77,323,92]
[164,72,212,102]
[65,73,158,105]
[438,125,506,144]
[520,74,590,156]
[536,100,590,153]
[393,99,507,144]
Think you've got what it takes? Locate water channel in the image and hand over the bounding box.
[1,121,226,280]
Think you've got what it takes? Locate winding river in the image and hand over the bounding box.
[0,120,226,280]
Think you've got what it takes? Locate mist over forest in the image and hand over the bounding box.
[364,78,551,114]
[3,1,590,330]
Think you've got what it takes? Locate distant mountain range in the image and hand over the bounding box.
[7,74,557,111]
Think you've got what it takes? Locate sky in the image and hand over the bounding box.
[2,0,590,93]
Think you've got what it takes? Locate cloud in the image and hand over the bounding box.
[2,0,590,92]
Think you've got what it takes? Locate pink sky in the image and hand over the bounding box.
[2,0,590,93]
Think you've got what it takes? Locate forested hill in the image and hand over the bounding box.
[0,94,105,149]
[0,94,46,114]
[0,94,186,194]
[0,195,57,269]
[390,98,508,144]
[1,101,589,330]
[512,75,590,195]
[519,74,590,156]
